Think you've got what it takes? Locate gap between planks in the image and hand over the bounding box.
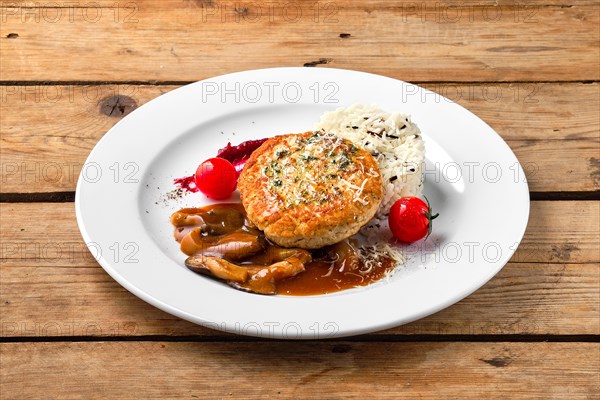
[1,334,599,343]
[1,191,600,203]
[1,341,598,399]
[0,80,599,86]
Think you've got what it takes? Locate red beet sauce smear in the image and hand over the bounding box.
[217,138,267,174]
[173,175,198,193]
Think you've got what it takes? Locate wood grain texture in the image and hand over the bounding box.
[0,2,598,82]
[1,342,599,399]
[1,83,598,193]
[3,0,599,6]
[1,201,598,337]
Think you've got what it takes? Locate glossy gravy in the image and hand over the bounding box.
[171,203,395,295]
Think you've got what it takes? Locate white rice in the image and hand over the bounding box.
[315,104,425,266]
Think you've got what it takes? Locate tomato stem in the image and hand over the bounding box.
[423,195,438,240]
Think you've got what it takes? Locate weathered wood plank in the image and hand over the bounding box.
[1,201,598,337]
[1,2,598,81]
[3,0,598,7]
[1,83,598,193]
[507,139,598,192]
[1,342,598,399]
[516,201,599,264]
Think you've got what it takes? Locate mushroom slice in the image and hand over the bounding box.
[245,246,309,265]
[185,255,249,282]
[237,253,310,294]
[171,206,246,237]
[186,250,312,295]
[202,231,265,261]
[180,230,264,259]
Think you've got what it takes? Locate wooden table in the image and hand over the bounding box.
[1,1,599,398]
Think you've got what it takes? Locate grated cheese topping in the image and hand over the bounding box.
[260,131,379,210]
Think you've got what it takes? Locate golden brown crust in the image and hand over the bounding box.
[238,131,383,249]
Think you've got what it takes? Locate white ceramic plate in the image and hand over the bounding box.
[76,68,529,339]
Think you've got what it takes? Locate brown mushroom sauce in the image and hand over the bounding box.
[171,203,395,295]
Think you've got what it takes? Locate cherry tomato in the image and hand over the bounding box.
[388,196,439,243]
[195,157,237,199]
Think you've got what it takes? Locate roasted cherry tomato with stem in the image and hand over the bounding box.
[388,196,439,243]
[195,157,237,199]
